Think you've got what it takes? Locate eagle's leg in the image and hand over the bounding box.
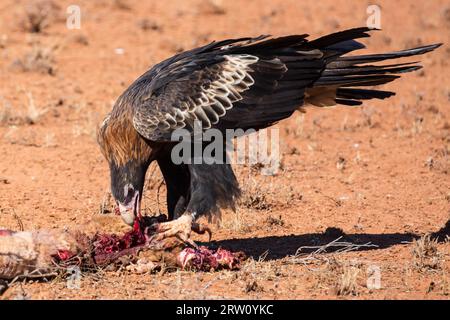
[153,213,211,248]
[155,156,236,246]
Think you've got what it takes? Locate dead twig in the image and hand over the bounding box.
[11,210,24,232]
[285,236,378,269]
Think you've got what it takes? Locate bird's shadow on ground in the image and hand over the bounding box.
[209,220,450,260]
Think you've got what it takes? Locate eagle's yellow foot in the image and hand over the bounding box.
[154,214,212,248]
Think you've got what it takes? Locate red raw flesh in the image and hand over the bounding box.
[91,219,148,264]
[0,230,14,237]
[49,216,246,271]
[1,220,245,278]
[178,246,244,271]
[55,249,75,261]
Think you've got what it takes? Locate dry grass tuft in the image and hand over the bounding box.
[20,0,61,33]
[219,210,252,233]
[137,19,162,32]
[244,280,264,293]
[0,92,48,127]
[330,258,363,296]
[239,190,271,211]
[238,176,272,211]
[427,273,449,296]
[71,34,89,46]
[265,215,285,227]
[285,237,380,296]
[113,0,132,10]
[336,156,346,171]
[411,234,443,272]
[310,257,364,296]
[99,192,114,215]
[12,43,58,75]
[73,110,102,140]
[24,92,48,124]
[0,97,12,126]
[236,256,284,294]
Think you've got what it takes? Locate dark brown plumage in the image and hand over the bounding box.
[97,27,441,239]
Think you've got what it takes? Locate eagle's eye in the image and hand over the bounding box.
[123,183,136,204]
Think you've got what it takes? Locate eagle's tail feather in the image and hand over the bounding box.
[306,40,442,107]
[218,28,440,126]
[329,44,442,67]
[334,88,396,106]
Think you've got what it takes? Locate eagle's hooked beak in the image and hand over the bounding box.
[116,191,140,226]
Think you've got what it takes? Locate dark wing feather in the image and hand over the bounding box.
[128,28,441,141]
[132,36,324,141]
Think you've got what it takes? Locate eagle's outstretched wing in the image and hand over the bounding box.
[126,28,440,141]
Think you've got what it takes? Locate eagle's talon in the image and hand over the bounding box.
[192,222,212,242]
[152,214,193,243]
[151,214,212,248]
[184,238,199,249]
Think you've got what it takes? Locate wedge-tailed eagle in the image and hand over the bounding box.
[98,27,440,243]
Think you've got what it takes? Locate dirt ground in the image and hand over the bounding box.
[0,0,449,300]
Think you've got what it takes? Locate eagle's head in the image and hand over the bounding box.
[108,159,146,225]
[97,112,154,226]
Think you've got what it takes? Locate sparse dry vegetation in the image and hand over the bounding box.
[0,97,12,126]
[71,34,89,46]
[219,210,252,233]
[239,188,271,211]
[237,173,273,211]
[245,279,264,293]
[12,43,58,75]
[137,19,162,32]
[0,92,48,127]
[113,0,132,11]
[20,0,61,33]
[283,237,382,296]
[72,109,102,140]
[411,234,444,272]
[326,258,363,296]
[238,255,282,294]
[265,215,285,227]
[24,92,48,124]
[98,192,114,215]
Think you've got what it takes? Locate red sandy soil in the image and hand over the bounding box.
[0,0,449,299]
